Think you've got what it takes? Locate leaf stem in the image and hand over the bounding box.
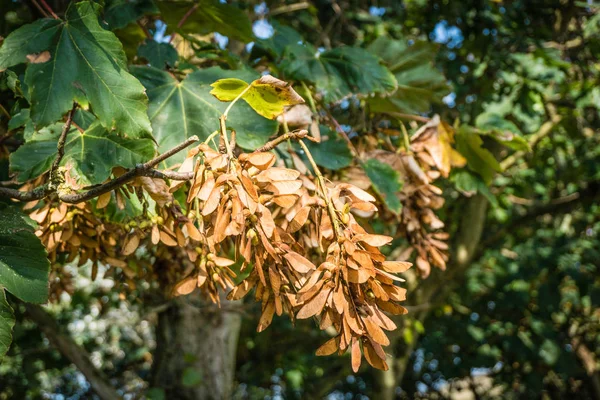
[223,84,253,119]
[298,139,343,240]
[300,81,317,113]
[49,103,77,189]
[170,3,199,43]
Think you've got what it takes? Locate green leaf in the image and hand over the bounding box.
[363,158,403,214]
[211,75,304,120]
[0,207,50,304]
[455,126,502,185]
[103,0,159,30]
[0,290,15,358]
[0,1,152,138]
[367,36,450,114]
[131,66,277,165]
[137,39,178,69]
[450,170,498,207]
[297,126,353,170]
[10,121,155,185]
[252,21,303,59]
[281,44,397,104]
[475,113,530,151]
[158,0,253,43]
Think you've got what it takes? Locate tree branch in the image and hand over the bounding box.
[253,129,314,153]
[25,304,120,400]
[58,135,199,204]
[0,136,199,203]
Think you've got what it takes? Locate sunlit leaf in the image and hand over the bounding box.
[211,75,304,119]
[455,126,502,184]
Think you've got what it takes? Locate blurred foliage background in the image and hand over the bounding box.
[1,0,599,399]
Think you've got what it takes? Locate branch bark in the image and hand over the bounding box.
[25,304,120,400]
[0,136,199,203]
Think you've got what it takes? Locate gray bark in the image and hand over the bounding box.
[150,293,242,400]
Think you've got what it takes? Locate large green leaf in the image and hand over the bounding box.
[0,207,50,304]
[131,66,278,165]
[10,121,155,185]
[0,290,14,359]
[158,0,253,42]
[0,1,152,138]
[280,44,397,104]
[455,126,502,185]
[138,39,179,69]
[475,113,530,151]
[363,158,403,214]
[103,0,159,30]
[367,36,450,114]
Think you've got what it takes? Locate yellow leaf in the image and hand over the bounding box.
[209,78,249,101]
[210,75,304,120]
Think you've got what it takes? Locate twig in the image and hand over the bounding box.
[500,116,562,170]
[38,0,59,19]
[0,136,199,203]
[30,0,50,18]
[328,113,360,159]
[137,20,152,39]
[49,103,77,188]
[385,112,431,123]
[253,130,316,153]
[270,2,310,16]
[169,3,199,43]
[58,136,199,203]
[0,184,53,202]
[298,139,343,240]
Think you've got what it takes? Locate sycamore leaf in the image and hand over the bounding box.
[103,0,159,30]
[281,43,397,103]
[363,158,403,214]
[0,290,14,358]
[367,36,450,114]
[455,126,502,184]
[158,0,253,42]
[475,113,530,151]
[10,121,155,185]
[131,66,278,165]
[138,39,178,69]
[0,207,50,304]
[0,1,152,138]
[450,170,498,207]
[211,75,304,120]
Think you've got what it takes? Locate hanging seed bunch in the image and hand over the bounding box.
[397,117,466,277]
[173,142,312,309]
[289,181,411,372]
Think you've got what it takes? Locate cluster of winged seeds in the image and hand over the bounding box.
[21,134,413,371]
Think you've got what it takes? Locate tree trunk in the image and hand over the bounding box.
[150,293,242,400]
